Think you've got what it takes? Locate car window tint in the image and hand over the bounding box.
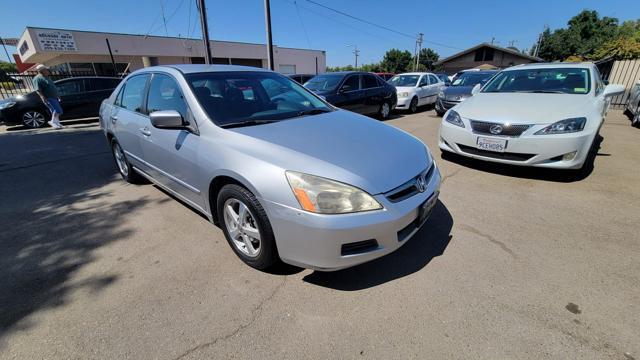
[57,79,84,96]
[362,75,378,89]
[147,73,188,118]
[92,78,121,91]
[342,75,360,91]
[121,74,149,113]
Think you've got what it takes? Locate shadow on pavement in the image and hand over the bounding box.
[0,128,145,343]
[440,134,605,183]
[4,117,98,132]
[303,200,453,291]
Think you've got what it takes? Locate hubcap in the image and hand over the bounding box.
[411,99,417,112]
[223,198,261,258]
[23,111,45,128]
[381,103,390,118]
[113,143,129,177]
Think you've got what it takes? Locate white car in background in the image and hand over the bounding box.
[389,72,444,113]
[439,63,624,169]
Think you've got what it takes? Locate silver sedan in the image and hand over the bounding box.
[99,65,440,271]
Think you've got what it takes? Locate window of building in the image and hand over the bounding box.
[474,48,494,62]
[279,64,296,74]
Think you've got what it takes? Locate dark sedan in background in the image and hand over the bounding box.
[434,70,497,116]
[0,76,121,128]
[288,74,316,84]
[303,71,397,119]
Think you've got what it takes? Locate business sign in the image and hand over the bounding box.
[0,38,19,46]
[36,30,77,52]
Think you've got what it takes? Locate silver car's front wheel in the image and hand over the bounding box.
[223,198,262,257]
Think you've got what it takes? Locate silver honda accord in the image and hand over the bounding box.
[99,65,441,271]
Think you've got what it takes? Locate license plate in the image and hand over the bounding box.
[476,137,507,152]
[416,192,439,226]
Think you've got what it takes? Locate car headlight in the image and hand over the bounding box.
[0,101,16,110]
[398,91,409,98]
[286,171,382,214]
[444,110,465,128]
[534,117,586,135]
[438,91,445,98]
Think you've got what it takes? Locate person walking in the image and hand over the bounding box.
[32,64,64,129]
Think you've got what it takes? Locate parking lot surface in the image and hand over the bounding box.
[1,111,638,359]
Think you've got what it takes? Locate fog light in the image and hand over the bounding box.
[562,151,577,161]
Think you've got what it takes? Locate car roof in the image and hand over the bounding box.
[459,70,498,75]
[318,71,372,76]
[137,64,272,74]
[395,72,432,76]
[508,62,595,71]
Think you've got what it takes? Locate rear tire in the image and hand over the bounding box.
[409,97,418,113]
[21,109,47,128]
[217,184,280,270]
[378,101,391,120]
[110,138,146,184]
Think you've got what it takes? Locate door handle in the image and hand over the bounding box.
[139,128,151,137]
[110,115,118,124]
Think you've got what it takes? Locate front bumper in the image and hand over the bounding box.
[395,96,411,109]
[262,166,441,271]
[435,97,461,112]
[439,119,596,169]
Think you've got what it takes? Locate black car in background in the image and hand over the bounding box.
[303,71,397,119]
[0,77,121,128]
[288,74,316,84]
[434,70,497,116]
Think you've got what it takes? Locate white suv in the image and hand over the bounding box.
[439,63,624,169]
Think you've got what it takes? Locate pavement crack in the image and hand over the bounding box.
[440,168,461,185]
[459,223,517,258]
[173,276,288,360]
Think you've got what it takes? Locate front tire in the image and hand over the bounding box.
[378,101,391,120]
[21,109,47,128]
[217,184,280,270]
[111,138,145,184]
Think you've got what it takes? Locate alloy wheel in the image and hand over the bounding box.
[22,111,46,128]
[112,142,129,177]
[381,102,390,119]
[410,98,418,113]
[223,198,262,258]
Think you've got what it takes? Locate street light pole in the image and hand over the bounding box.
[197,0,213,64]
[264,0,275,70]
[347,44,359,70]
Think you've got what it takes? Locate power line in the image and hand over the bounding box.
[294,1,312,48]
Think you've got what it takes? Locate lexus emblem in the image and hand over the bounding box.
[489,124,503,135]
[416,175,427,193]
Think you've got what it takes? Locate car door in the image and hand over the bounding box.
[87,78,121,116]
[334,75,364,114]
[55,78,88,119]
[361,74,383,114]
[427,74,442,104]
[140,72,205,209]
[416,75,430,106]
[593,69,608,118]
[110,74,151,170]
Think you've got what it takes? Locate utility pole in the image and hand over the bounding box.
[264,0,275,70]
[533,24,548,58]
[0,37,14,66]
[347,44,359,69]
[105,38,117,76]
[414,33,423,71]
[197,0,213,64]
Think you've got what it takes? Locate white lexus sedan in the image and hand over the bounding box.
[439,63,624,169]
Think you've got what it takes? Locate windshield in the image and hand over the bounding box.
[436,74,449,82]
[451,72,495,87]
[482,68,591,94]
[185,71,332,127]
[304,74,343,91]
[388,75,420,87]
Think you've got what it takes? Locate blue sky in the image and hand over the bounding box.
[1,0,639,66]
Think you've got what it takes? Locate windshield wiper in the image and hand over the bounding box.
[297,108,331,116]
[219,119,281,129]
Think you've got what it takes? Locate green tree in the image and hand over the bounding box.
[414,48,439,71]
[380,49,413,73]
[0,61,17,73]
[594,37,640,60]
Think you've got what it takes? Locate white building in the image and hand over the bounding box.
[17,27,326,75]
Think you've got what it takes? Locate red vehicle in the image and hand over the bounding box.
[375,72,395,81]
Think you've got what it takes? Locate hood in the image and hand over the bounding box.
[395,86,416,93]
[455,92,594,124]
[228,110,431,194]
[443,86,474,96]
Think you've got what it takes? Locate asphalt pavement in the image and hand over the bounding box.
[0,111,638,359]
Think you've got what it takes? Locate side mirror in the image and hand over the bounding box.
[150,110,185,129]
[471,84,481,95]
[340,84,352,93]
[602,84,625,98]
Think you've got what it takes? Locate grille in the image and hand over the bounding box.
[470,120,531,137]
[457,144,535,161]
[341,239,379,256]
[385,164,435,203]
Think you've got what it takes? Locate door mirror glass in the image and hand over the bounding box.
[150,110,184,129]
[340,84,352,93]
[471,84,482,95]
